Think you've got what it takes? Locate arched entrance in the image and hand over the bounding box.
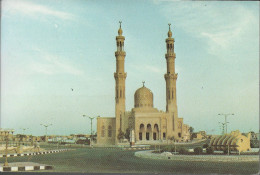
[146,124,152,140]
[139,124,145,141]
[153,124,159,140]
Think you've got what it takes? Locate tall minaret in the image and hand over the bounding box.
[164,24,178,132]
[114,21,127,144]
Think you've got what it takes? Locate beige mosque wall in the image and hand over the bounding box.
[97,117,116,145]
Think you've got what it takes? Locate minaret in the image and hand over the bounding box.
[164,24,178,132]
[114,21,127,144]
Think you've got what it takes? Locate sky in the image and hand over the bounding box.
[1,0,259,136]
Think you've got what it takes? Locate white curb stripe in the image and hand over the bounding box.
[11,167,18,171]
[40,166,45,170]
[25,166,34,171]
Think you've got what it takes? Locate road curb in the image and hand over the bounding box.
[0,162,53,172]
[0,149,71,158]
[135,150,259,162]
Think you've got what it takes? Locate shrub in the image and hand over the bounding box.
[223,148,229,154]
[178,147,188,154]
[206,147,214,154]
[194,147,203,155]
[162,145,172,152]
[203,143,209,148]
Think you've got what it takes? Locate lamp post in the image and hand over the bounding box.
[40,124,52,142]
[3,130,14,166]
[4,131,9,166]
[218,113,234,134]
[218,122,227,135]
[21,128,29,135]
[83,115,98,147]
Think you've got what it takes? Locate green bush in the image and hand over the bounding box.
[223,148,229,154]
[177,147,188,154]
[203,143,209,148]
[194,147,203,155]
[206,147,214,154]
[250,140,259,148]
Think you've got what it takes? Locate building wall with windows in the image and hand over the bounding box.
[97,117,116,145]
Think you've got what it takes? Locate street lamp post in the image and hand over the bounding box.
[21,128,29,135]
[4,131,9,166]
[218,113,234,134]
[83,115,98,147]
[218,122,228,135]
[3,130,13,166]
[40,124,52,142]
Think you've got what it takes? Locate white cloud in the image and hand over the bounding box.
[2,0,75,20]
[30,48,83,75]
[160,2,259,56]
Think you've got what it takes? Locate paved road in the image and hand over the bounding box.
[2,148,259,174]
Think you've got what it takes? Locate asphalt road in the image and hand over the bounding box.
[2,148,259,174]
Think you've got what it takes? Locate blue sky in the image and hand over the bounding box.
[1,0,259,136]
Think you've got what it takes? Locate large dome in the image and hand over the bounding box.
[134,86,153,108]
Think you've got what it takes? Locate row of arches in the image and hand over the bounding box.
[117,41,124,51]
[101,125,112,138]
[139,123,159,141]
[167,43,174,53]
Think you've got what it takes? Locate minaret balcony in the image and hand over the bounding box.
[165,53,176,58]
[115,51,126,56]
[165,38,174,42]
[164,73,178,80]
[114,72,127,79]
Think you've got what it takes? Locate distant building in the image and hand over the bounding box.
[0,128,15,141]
[209,130,251,153]
[192,131,207,140]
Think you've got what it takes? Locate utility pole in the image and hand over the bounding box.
[218,122,227,135]
[40,124,52,142]
[83,115,98,147]
[21,128,29,135]
[4,132,9,166]
[218,113,234,134]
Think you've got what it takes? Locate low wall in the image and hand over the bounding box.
[135,150,259,162]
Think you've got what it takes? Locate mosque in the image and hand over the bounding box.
[96,23,190,145]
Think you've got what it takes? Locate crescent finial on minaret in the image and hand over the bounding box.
[118,21,123,35]
[168,23,172,38]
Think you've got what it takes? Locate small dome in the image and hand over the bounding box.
[168,30,172,38]
[118,28,123,36]
[134,86,153,108]
[118,21,123,36]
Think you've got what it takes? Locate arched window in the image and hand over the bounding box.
[120,89,122,98]
[119,42,122,51]
[140,124,144,130]
[108,126,112,137]
[101,126,105,137]
[172,89,174,99]
[154,124,159,131]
